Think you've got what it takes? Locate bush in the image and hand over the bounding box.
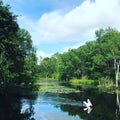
[98,76,114,87]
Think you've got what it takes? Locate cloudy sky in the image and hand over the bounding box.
[3,0,120,57]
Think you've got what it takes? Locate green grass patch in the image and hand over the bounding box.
[38,84,77,93]
[39,85,72,91]
[37,79,77,93]
[98,77,115,88]
[69,79,98,86]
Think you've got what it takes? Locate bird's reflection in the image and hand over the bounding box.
[83,106,92,114]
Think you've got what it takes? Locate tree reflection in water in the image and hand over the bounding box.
[58,88,118,120]
[116,89,120,120]
[0,88,120,120]
[0,93,37,120]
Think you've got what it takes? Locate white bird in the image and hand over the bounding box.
[83,107,92,114]
[83,99,93,108]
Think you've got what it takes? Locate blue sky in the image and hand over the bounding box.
[3,0,120,58]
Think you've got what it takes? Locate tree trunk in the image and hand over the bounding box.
[114,59,120,88]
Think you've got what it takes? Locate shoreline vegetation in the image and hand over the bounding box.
[36,77,116,94]
[0,0,120,97]
[37,27,120,91]
[37,79,78,93]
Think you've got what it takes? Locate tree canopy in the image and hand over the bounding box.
[1,0,120,90]
[38,27,120,86]
[0,0,38,90]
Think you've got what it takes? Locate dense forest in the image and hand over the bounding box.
[0,1,119,119]
[1,0,120,91]
[38,27,120,87]
[0,0,38,90]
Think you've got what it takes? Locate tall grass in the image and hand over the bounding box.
[98,77,114,88]
[70,77,98,86]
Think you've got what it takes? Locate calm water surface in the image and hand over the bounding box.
[0,88,120,120]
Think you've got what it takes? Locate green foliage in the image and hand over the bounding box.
[98,77,114,87]
[0,1,19,87]
[0,1,38,91]
[37,53,61,81]
[38,79,76,92]
[70,78,98,86]
[38,27,120,87]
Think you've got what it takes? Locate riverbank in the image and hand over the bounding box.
[37,80,80,93]
[37,79,117,94]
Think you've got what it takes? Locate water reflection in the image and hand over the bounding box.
[0,88,119,120]
[56,88,117,120]
[83,106,92,114]
[116,89,120,120]
[0,93,37,120]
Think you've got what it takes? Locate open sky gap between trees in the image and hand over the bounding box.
[38,27,120,88]
[0,0,120,93]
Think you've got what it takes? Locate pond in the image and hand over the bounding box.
[0,88,119,120]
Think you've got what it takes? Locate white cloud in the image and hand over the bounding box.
[18,0,120,46]
[36,51,55,59]
[36,51,46,58]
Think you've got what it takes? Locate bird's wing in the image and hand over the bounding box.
[87,99,92,106]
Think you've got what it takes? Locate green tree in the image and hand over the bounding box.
[38,57,57,79]
[0,1,38,90]
[38,27,120,87]
[95,27,120,87]
[58,49,78,81]
[16,29,38,89]
[0,1,19,87]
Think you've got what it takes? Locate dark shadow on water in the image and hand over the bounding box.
[0,87,120,120]
[56,88,119,120]
[0,91,38,120]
